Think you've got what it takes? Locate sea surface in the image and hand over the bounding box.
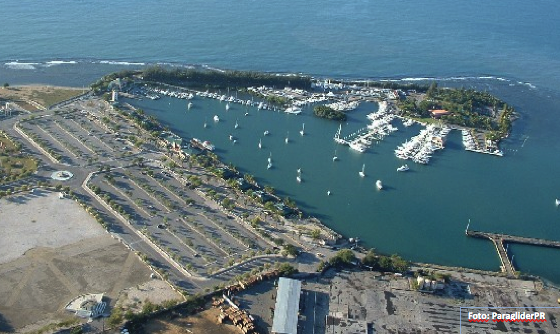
[1,0,559,283]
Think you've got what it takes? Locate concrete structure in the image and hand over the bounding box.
[271,277,301,334]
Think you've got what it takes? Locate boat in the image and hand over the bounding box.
[349,141,367,153]
[235,119,239,129]
[213,115,220,122]
[267,152,272,164]
[190,138,215,151]
[202,141,215,151]
[376,180,383,190]
[245,112,249,116]
[187,102,193,110]
[397,164,409,172]
[296,169,302,183]
[359,164,365,177]
[327,190,331,196]
[284,106,302,115]
[203,121,207,128]
[300,123,305,136]
[333,149,339,161]
[267,161,272,169]
[225,103,230,111]
[258,138,262,149]
[556,199,560,206]
[264,130,269,136]
[229,134,234,141]
[285,131,289,144]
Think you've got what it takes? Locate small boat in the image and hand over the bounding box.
[359,164,365,177]
[397,164,409,172]
[229,134,234,141]
[264,130,269,136]
[556,199,560,206]
[234,119,239,129]
[203,117,208,128]
[327,190,331,196]
[333,149,338,161]
[296,175,302,183]
[300,123,305,136]
[376,180,383,190]
[268,152,272,164]
[225,103,230,111]
[258,138,262,149]
[187,102,193,110]
[267,161,272,169]
[245,112,249,116]
[285,131,289,144]
[213,115,220,122]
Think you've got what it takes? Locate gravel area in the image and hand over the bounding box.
[0,189,105,264]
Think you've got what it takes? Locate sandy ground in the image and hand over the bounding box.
[0,189,105,264]
[143,308,241,334]
[118,280,184,312]
[0,189,181,333]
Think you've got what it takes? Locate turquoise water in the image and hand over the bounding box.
[1,0,559,282]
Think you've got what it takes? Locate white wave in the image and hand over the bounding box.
[400,77,435,81]
[518,81,537,89]
[4,61,40,70]
[98,60,146,66]
[44,60,77,67]
[201,64,226,73]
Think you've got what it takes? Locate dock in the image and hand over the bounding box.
[466,229,560,277]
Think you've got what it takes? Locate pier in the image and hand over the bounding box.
[466,229,560,277]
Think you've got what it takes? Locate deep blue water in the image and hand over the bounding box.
[1,0,559,282]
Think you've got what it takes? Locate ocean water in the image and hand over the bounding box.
[1,1,559,282]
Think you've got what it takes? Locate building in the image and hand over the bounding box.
[271,277,301,334]
[430,109,450,118]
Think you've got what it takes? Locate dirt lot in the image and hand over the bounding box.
[0,190,181,333]
[143,308,241,334]
[0,85,84,111]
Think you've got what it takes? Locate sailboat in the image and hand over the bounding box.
[296,168,302,183]
[333,149,338,161]
[258,138,262,149]
[359,164,365,177]
[267,152,272,169]
[300,123,305,136]
[285,131,289,144]
[235,119,239,129]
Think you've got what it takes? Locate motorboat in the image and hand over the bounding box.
[225,103,230,111]
[258,138,262,149]
[300,123,305,136]
[327,190,331,196]
[264,130,269,136]
[187,102,193,110]
[359,164,365,177]
[556,198,560,206]
[397,164,409,172]
[213,115,220,122]
[376,180,383,190]
[349,141,366,153]
[235,119,239,129]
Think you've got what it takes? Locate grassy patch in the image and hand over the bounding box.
[30,88,84,108]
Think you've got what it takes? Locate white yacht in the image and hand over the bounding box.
[264,130,269,136]
[333,149,339,161]
[267,161,272,169]
[359,164,366,177]
[327,190,331,196]
[397,164,409,172]
[296,169,302,183]
[300,123,305,136]
[376,180,383,190]
[235,119,239,129]
[213,115,220,122]
[349,141,367,153]
[258,138,262,149]
[229,134,233,141]
[284,106,303,114]
[285,131,289,144]
[556,198,560,206]
[187,102,193,110]
[225,103,230,111]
